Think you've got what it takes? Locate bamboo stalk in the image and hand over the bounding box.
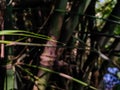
[33,0,68,90]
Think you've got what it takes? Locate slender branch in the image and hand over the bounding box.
[0,7,5,58]
[24,64,97,90]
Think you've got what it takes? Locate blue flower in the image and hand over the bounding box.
[103,67,120,89]
[107,67,119,75]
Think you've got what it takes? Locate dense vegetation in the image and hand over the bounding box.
[0,0,120,90]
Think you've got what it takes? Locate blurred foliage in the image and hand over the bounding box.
[1,0,120,90]
[114,25,120,35]
[95,0,117,29]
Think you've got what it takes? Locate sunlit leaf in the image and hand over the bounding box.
[0,30,65,45]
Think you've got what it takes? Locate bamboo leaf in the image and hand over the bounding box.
[0,30,50,39]
[0,40,55,47]
[0,30,65,45]
[24,64,97,90]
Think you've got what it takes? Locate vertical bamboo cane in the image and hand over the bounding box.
[33,0,68,90]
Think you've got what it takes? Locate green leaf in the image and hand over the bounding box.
[24,64,97,90]
[1,30,65,45]
[0,40,56,47]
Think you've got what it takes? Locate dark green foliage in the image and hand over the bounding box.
[1,0,120,90]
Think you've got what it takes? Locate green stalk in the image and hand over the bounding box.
[60,0,91,43]
[24,64,97,90]
[34,0,68,90]
[4,0,16,89]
